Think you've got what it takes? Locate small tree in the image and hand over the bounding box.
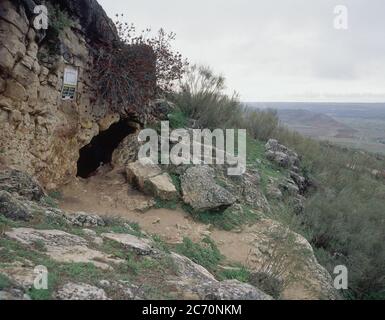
[90,14,188,118]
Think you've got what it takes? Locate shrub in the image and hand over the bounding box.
[171,65,243,129]
[242,107,279,141]
[90,16,187,117]
[40,2,73,54]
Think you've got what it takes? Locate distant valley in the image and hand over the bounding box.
[247,102,385,155]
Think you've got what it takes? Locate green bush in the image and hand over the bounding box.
[171,65,243,129]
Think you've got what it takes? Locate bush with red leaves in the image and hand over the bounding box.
[90,14,188,118]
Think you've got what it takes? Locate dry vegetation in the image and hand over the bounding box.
[170,65,385,300]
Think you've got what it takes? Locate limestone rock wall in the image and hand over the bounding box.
[0,0,129,189]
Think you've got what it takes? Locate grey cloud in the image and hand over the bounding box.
[97,0,385,102]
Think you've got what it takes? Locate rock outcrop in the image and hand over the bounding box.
[0,190,33,221]
[265,139,300,170]
[181,166,236,211]
[167,253,272,300]
[0,0,154,188]
[0,168,45,201]
[55,282,109,300]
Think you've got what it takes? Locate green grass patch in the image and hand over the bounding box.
[40,196,59,208]
[186,204,261,231]
[47,190,63,200]
[218,265,251,283]
[0,273,13,290]
[154,198,178,210]
[175,237,223,273]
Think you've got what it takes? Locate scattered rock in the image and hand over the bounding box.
[0,169,44,201]
[0,261,35,290]
[5,228,122,269]
[0,190,32,221]
[278,178,300,196]
[265,139,299,169]
[266,182,283,200]
[181,166,236,211]
[290,171,307,194]
[66,212,105,227]
[101,233,156,255]
[0,289,30,300]
[55,282,109,300]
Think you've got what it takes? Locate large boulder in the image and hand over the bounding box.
[181,166,236,211]
[0,169,45,201]
[0,190,32,221]
[195,279,272,300]
[168,253,272,300]
[219,219,340,300]
[144,173,178,201]
[111,133,140,167]
[265,139,300,169]
[126,160,162,190]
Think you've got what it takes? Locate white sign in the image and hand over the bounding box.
[63,67,78,86]
[62,67,78,100]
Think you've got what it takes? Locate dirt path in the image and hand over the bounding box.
[59,166,253,265]
[58,167,327,300]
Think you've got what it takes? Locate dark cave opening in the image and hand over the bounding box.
[77,119,136,178]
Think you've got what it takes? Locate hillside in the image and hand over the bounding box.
[1,0,384,301]
[248,102,385,155]
[276,109,357,139]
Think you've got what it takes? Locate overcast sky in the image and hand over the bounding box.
[98,0,385,102]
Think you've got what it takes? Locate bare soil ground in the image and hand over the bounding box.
[59,166,254,264]
[58,166,322,300]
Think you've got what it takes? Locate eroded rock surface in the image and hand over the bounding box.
[55,282,109,300]
[5,228,122,269]
[265,139,300,170]
[0,190,33,221]
[181,166,236,211]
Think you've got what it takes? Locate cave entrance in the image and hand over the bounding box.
[77,119,136,178]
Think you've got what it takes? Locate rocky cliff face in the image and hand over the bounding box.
[0,0,151,189]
